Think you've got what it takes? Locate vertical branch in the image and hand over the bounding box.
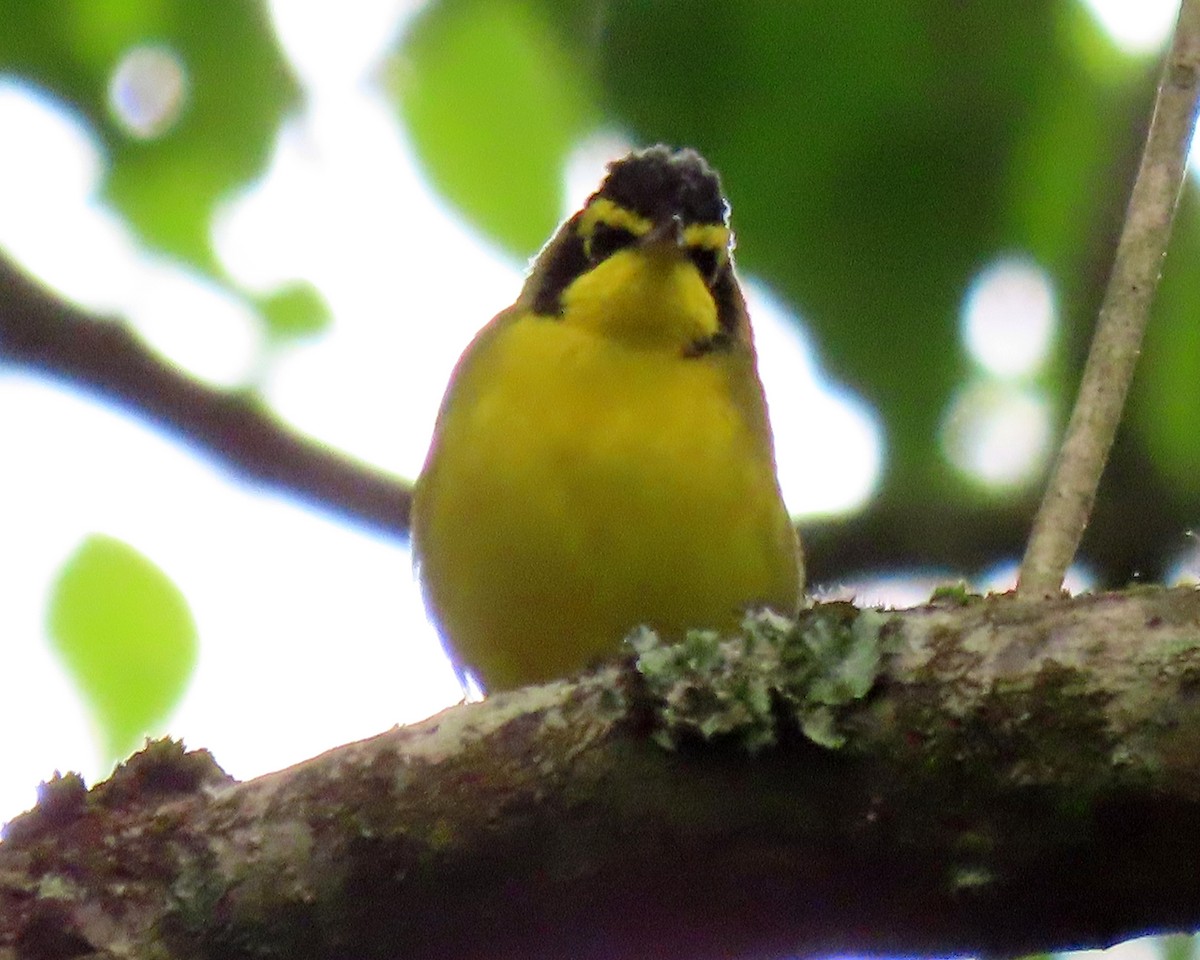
[1016,0,1200,600]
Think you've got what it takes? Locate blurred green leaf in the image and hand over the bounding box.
[385,0,599,255]
[1161,933,1198,960]
[1136,192,1200,500]
[564,0,1133,498]
[47,534,198,764]
[4,0,1195,583]
[256,281,333,342]
[388,0,1197,542]
[0,0,299,275]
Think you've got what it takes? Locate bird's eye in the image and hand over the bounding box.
[687,247,721,284]
[587,223,637,262]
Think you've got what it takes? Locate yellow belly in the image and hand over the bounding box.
[414,314,800,690]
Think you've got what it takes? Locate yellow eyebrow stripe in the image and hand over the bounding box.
[682,223,731,251]
[579,197,652,239]
[579,197,731,253]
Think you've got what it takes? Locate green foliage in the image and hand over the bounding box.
[1160,933,1199,960]
[928,581,990,606]
[47,534,198,764]
[256,281,333,343]
[1139,194,1200,499]
[3,0,1195,582]
[385,0,599,255]
[0,0,298,276]
[572,0,1069,490]
[386,0,1199,544]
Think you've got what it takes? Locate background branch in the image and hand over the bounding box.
[4,251,1197,589]
[5,589,1200,960]
[1018,0,1200,598]
[0,253,412,539]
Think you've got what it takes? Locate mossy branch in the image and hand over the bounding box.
[6,589,1200,960]
[1017,0,1200,599]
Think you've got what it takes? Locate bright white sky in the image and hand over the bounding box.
[0,0,1185,848]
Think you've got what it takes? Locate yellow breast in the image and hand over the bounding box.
[414,311,800,691]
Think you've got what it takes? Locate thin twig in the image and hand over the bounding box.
[0,254,412,539]
[1016,0,1200,600]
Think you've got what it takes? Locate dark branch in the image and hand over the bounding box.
[1,250,1194,587]
[0,253,412,538]
[5,589,1200,960]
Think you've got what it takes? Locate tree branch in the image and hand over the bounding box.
[0,253,412,538]
[5,589,1200,960]
[5,250,1200,589]
[1018,0,1200,598]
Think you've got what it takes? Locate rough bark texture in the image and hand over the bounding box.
[4,588,1200,960]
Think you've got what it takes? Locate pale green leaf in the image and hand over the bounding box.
[47,534,198,763]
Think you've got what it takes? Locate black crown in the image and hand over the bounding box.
[596,146,728,227]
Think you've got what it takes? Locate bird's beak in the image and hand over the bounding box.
[640,214,685,250]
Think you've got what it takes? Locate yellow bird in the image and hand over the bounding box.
[413,145,802,692]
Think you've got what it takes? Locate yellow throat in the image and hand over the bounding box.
[413,145,803,691]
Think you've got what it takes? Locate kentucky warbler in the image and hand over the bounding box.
[414,145,802,692]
